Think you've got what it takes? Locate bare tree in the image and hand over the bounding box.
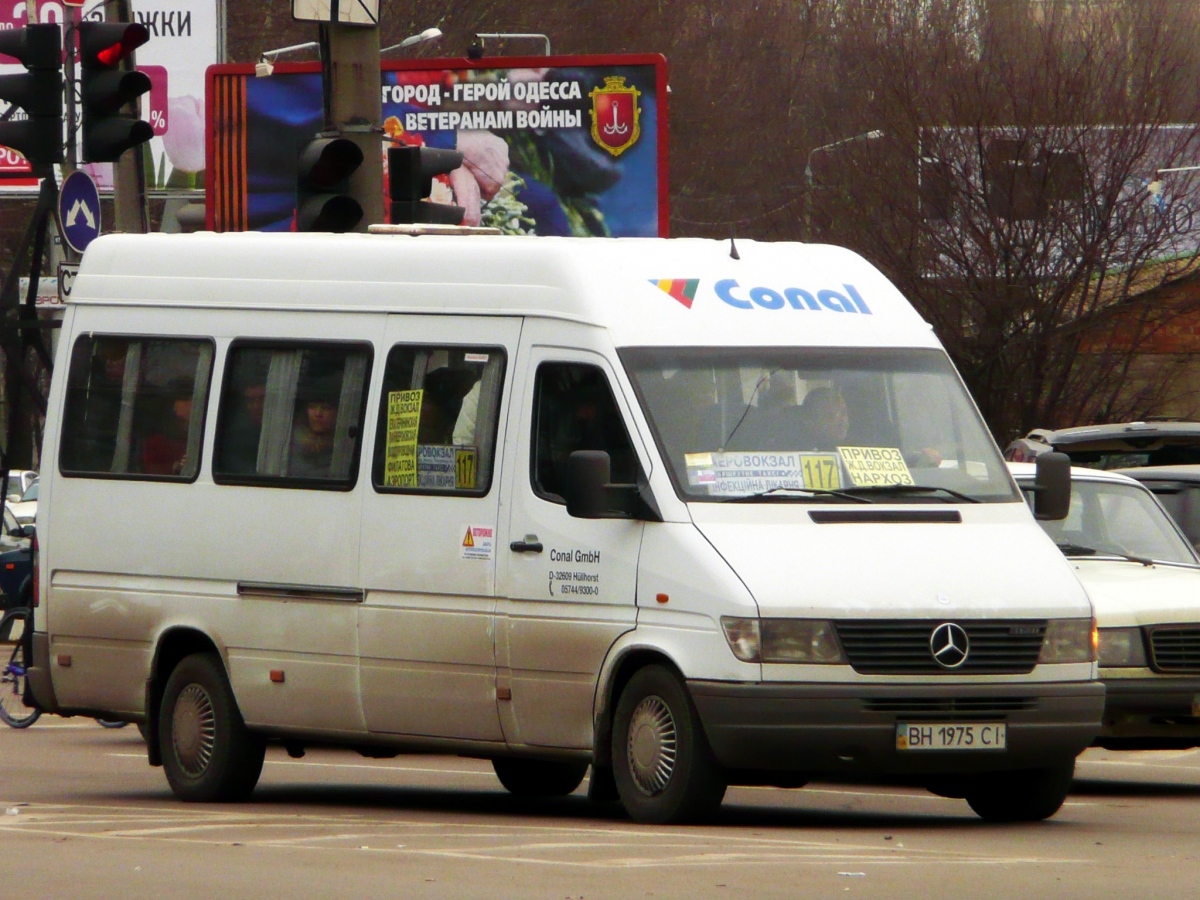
[805,0,1200,442]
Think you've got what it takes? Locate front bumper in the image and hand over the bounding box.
[1097,675,1200,747]
[689,680,1104,776]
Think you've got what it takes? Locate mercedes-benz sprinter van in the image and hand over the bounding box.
[25,231,1101,823]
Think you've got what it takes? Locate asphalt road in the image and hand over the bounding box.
[3,718,1199,898]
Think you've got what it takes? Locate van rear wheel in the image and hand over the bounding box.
[611,665,727,824]
[159,652,265,802]
[964,760,1075,822]
[493,758,588,797]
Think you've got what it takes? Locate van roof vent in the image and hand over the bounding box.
[367,224,503,237]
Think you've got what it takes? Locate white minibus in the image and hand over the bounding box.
[23,230,1102,823]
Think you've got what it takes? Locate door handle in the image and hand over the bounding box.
[510,537,544,553]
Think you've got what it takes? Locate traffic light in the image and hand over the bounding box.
[79,21,153,163]
[295,137,364,232]
[388,145,465,225]
[0,24,64,166]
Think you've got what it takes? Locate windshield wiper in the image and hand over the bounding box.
[722,486,874,504]
[1055,542,1154,565]
[1055,542,1098,556]
[834,484,984,504]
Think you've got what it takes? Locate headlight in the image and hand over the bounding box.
[722,617,846,664]
[1097,627,1148,667]
[1038,618,1096,664]
[721,617,761,662]
[762,619,845,663]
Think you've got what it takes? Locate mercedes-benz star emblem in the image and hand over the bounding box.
[930,622,970,669]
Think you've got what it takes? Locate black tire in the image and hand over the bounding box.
[1,625,41,728]
[493,757,589,797]
[611,665,727,824]
[96,718,128,729]
[158,652,265,802]
[964,759,1076,822]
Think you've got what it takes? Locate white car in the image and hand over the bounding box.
[5,470,36,503]
[1011,463,1200,749]
[7,480,37,525]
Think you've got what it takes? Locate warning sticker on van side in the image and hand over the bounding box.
[461,525,494,560]
[384,389,423,487]
[837,446,914,486]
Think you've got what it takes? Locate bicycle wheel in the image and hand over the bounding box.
[1,639,41,728]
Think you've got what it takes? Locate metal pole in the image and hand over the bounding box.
[63,6,78,176]
[325,23,383,229]
[104,0,149,234]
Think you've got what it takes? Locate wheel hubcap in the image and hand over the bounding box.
[626,695,677,797]
[172,683,216,777]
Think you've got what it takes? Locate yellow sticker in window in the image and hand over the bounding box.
[801,454,841,490]
[384,389,422,487]
[455,447,478,490]
[837,446,914,487]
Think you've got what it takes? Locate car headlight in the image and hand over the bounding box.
[1097,627,1148,667]
[762,619,845,663]
[721,617,846,664]
[1038,618,1096,664]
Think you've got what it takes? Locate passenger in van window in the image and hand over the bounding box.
[289,378,339,478]
[798,386,850,450]
[452,378,481,446]
[416,368,459,445]
[65,340,130,472]
[142,378,195,476]
[219,378,267,474]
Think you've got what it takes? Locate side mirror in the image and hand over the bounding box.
[0,608,27,644]
[17,524,35,539]
[1033,451,1071,521]
[563,450,611,519]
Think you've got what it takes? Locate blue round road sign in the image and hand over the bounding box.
[60,170,102,254]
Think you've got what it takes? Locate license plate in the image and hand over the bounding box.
[896,722,1007,751]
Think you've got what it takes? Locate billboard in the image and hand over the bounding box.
[206,53,668,236]
[0,0,217,192]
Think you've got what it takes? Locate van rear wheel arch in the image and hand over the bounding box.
[145,628,223,767]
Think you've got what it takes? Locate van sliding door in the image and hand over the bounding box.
[357,315,521,742]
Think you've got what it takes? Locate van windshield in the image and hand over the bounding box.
[621,347,1019,504]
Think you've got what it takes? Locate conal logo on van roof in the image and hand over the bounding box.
[649,279,699,308]
[650,279,872,315]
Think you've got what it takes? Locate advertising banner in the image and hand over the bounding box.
[206,53,668,236]
[0,0,216,192]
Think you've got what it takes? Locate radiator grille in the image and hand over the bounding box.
[1150,627,1200,673]
[864,696,1035,715]
[835,620,1047,674]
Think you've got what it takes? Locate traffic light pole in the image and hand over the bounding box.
[103,0,149,235]
[324,23,383,229]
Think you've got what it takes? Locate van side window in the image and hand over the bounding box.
[213,342,372,488]
[532,362,638,501]
[372,345,505,495]
[59,335,213,479]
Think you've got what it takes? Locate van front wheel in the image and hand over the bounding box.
[493,758,588,797]
[159,652,265,802]
[964,760,1076,822]
[612,665,727,824]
